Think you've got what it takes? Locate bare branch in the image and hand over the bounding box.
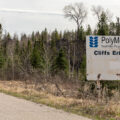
[63,2,87,28]
[106,9,113,22]
[91,5,103,20]
[91,5,113,22]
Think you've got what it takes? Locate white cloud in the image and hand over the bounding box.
[0,8,63,16]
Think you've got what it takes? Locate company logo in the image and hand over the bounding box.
[89,36,98,48]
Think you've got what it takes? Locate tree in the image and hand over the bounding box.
[63,2,87,30]
[80,55,86,81]
[0,24,2,40]
[92,5,112,22]
[0,50,5,68]
[86,25,92,35]
[63,3,87,80]
[30,46,45,70]
[14,40,20,55]
[91,5,103,20]
[116,17,120,35]
[30,39,45,71]
[51,49,68,74]
[97,12,109,35]
[41,28,48,44]
[78,26,85,41]
[109,22,116,35]
[92,5,112,35]
[50,30,59,68]
[27,40,32,54]
[51,29,60,49]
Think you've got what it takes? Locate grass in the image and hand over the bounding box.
[0,80,119,120]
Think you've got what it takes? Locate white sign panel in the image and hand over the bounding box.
[86,36,120,80]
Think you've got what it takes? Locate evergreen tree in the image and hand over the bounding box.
[30,46,45,70]
[86,25,92,35]
[31,32,35,41]
[97,12,109,35]
[15,40,20,55]
[50,30,59,69]
[51,29,60,49]
[78,26,85,41]
[0,50,5,68]
[80,55,86,81]
[20,42,26,57]
[51,49,68,74]
[116,17,120,35]
[27,40,32,54]
[0,24,2,40]
[30,39,45,70]
[41,28,48,44]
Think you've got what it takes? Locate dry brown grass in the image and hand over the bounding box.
[0,80,120,120]
[0,80,95,106]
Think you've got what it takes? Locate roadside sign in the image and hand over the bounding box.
[86,36,120,80]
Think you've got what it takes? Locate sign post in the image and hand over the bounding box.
[97,74,101,102]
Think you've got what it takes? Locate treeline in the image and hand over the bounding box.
[0,27,84,81]
[0,4,120,84]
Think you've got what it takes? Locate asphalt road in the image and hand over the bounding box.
[0,93,92,120]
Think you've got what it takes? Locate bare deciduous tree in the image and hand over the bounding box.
[92,5,113,22]
[91,5,103,20]
[63,2,87,29]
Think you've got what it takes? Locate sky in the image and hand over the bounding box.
[0,0,119,36]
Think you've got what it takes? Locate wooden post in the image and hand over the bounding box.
[97,74,101,103]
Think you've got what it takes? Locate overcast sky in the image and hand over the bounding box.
[0,0,119,36]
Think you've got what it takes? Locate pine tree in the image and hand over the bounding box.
[51,49,68,74]
[80,55,86,81]
[86,25,92,35]
[30,38,45,71]
[97,12,109,35]
[41,28,48,44]
[27,40,32,54]
[30,46,45,70]
[0,24,2,40]
[51,29,60,49]
[0,49,5,68]
[78,26,85,41]
[15,40,20,55]
[116,17,120,35]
